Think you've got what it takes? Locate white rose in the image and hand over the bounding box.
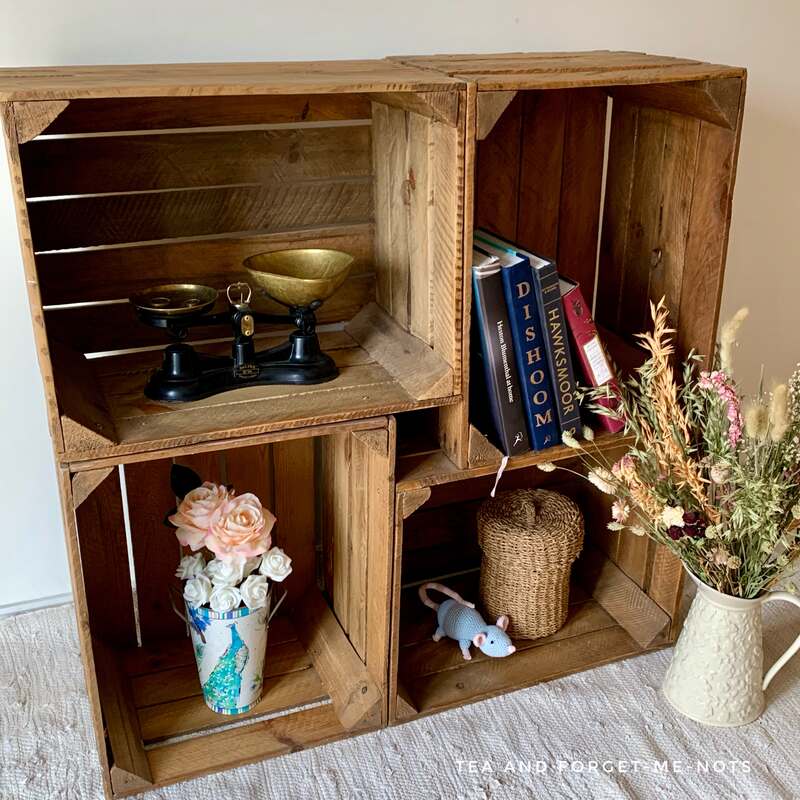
[205,558,245,587]
[243,556,261,577]
[175,553,205,580]
[661,505,685,529]
[209,584,242,613]
[259,547,293,582]
[240,574,270,610]
[183,574,212,608]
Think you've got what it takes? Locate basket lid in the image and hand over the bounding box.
[477,489,584,565]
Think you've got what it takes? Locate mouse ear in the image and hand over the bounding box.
[496,615,510,631]
[472,632,487,647]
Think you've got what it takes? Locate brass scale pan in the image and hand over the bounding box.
[131,283,218,318]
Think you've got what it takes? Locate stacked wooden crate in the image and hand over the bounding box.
[0,50,745,797]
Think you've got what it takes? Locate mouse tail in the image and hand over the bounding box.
[418,582,475,610]
[418,582,440,610]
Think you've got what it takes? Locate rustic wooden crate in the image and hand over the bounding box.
[392,51,746,470]
[390,444,681,723]
[59,416,395,798]
[0,61,466,464]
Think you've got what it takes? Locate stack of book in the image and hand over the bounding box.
[471,230,623,457]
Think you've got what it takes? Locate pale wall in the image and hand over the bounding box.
[1,0,797,608]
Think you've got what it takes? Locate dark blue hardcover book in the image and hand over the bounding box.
[474,236,558,451]
[471,251,530,457]
[475,231,582,439]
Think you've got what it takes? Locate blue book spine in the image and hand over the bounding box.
[530,262,582,438]
[500,262,559,450]
[472,269,530,457]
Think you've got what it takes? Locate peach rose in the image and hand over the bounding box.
[168,482,229,551]
[205,493,275,561]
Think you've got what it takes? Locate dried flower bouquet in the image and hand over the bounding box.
[539,299,800,598]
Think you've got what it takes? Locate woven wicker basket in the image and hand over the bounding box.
[478,489,584,640]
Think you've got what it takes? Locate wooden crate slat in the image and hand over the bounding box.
[132,638,310,709]
[320,431,353,635]
[122,615,296,676]
[271,438,316,601]
[646,111,701,320]
[360,421,395,700]
[516,89,567,260]
[0,60,461,102]
[124,458,185,643]
[145,704,346,787]
[429,104,464,377]
[36,223,373,306]
[405,625,642,715]
[346,432,369,659]
[28,178,372,251]
[677,118,741,361]
[460,63,746,91]
[294,587,382,730]
[398,52,703,75]
[474,92,523,241]
[75,468,137,648]
[139,667,327,742]
[401,600,617,680]
[577,548,671,649]
[71,466,114,509]
[40,94,373,135]
[476,90,517,141]
[21,125,371,197]
[556,88,607,294]
[345,302,454,400]
[617,107,669,337]
[607,78,742,129]
[92,638,154,794]
[62,366,437,465]
[224,443,274,509]
[45,273,375,355]
[1,104,64,449]
[595,100,639,333]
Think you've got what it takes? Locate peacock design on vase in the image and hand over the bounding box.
[202,623,250,712]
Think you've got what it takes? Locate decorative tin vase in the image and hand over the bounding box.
[663,571,800,726]
[186,601,269,715]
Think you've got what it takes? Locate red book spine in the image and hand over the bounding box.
[561,283,624,434]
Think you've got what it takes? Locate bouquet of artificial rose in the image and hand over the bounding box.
[539,299,800,599]
[168,478,292,614]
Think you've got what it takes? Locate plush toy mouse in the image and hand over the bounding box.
[419,582,516,660]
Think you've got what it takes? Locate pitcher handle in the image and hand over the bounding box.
[761,591,800,690]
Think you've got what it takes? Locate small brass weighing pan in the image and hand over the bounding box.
[131,284,218,317]
[244,248,354,307]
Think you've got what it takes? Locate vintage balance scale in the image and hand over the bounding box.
[130,249,354,402]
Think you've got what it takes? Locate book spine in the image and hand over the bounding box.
[500,262,559,450]
[531,264,582,438]
[562,285,624,434]
[472,269,530,456]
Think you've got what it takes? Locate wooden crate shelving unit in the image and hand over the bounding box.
[0,51,745,797]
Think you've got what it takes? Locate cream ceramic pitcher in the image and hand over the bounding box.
[663,572,800,726]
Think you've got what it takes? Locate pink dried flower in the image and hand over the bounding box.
[699,370,742,448]
[611,501,630,524]
[612,455,634,477]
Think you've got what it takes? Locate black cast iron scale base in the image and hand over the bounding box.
[134,291,339,403]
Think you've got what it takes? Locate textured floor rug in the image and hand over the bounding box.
[2,602,800,800]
